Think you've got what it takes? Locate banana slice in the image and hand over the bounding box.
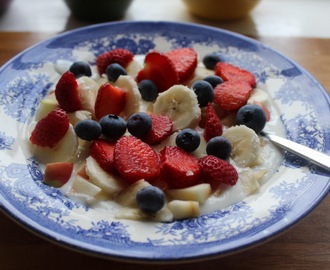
[85,156,127,196]
[126,59,143,78]
[222,125,262,168]
[114,75,142,118]
[152,85,201,131]
[239,168,267,195]
[186,66,214,87]
[247,88,270,107]
[115,205,174,222]
[77,76,99,117]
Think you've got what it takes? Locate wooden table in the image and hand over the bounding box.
[0,32,329,269]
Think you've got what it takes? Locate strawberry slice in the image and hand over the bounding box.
[94,83,126,120]
[143,114,173,145]
[30,108,69,148]
[159,146,202,189]
[213,80,253,111]
[204,103,223,142]
[136,51,179,92]
[89,139,116,173]
[96,48,134,75]
[55,71,82,112]
[165,48,198,83]
[114,136,160,184]
[215,62,256,87]
[199,155,238,189]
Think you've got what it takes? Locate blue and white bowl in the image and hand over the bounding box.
[0,21,329,263]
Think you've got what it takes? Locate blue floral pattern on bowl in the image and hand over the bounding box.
[0,21,329,262]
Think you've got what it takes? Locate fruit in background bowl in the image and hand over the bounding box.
[182,0,261,21]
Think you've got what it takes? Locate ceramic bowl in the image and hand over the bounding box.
[64,0,133,22]
[182,0,261,20]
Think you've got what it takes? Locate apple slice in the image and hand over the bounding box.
[34,92,59,121]
[43,162,73,188]
[166,183,212,204]
[167,200,200,220]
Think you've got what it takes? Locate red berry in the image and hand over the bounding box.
[143,114,173,145]
[94,83,126,120]
[114,136,160,184]
[204,103,223,142]
[215,62,256,87]
[213,80,253,111]
[165,48,198,83]
[89,139,116,173]
[159,146,202,189]
[55,71,82,112]
[96,48,134,75]
[30,108,69,148]
[199,155,238,188]
[136,51,179,92]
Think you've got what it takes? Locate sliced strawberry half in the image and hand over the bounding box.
[114,136,160,184]
[30,108,70,148]
[213,80,253,111]
[165,48,198,83]
[199,155,238,189]
[94,83,126,120]
[55,71,82,112]
[96,48,134,75]
[89,139,116,173]
[215,62,256,87]
[204,103,223,142]
[136,51,179,92]
[143,114,173,145]
[159,146,202,189]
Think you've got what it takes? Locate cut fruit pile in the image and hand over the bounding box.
[28,47,271,222]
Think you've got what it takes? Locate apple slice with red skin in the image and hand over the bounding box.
[43,162,74,188]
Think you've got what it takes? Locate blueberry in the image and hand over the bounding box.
[136,186,165,214]
[191,80,214,107]
[69,61,92,78]
[203,52,222,70]
[203,75,223,88]
[138,80,158,101]
[206,136,232,160]
[74,119,102,141]
[106,63,127,82]
[236,104,267,134]
[127,112,152,139]
[99,114,126,141]
[176,128,201,152]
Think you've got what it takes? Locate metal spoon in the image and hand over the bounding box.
[261,131,330,171]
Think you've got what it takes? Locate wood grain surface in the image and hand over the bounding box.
[0,32,329,269]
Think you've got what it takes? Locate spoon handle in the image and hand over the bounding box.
[264,133,330,171]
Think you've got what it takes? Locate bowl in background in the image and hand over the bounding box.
[64,0,133,22]
[182,0,261,21]
[0,0,12,16]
